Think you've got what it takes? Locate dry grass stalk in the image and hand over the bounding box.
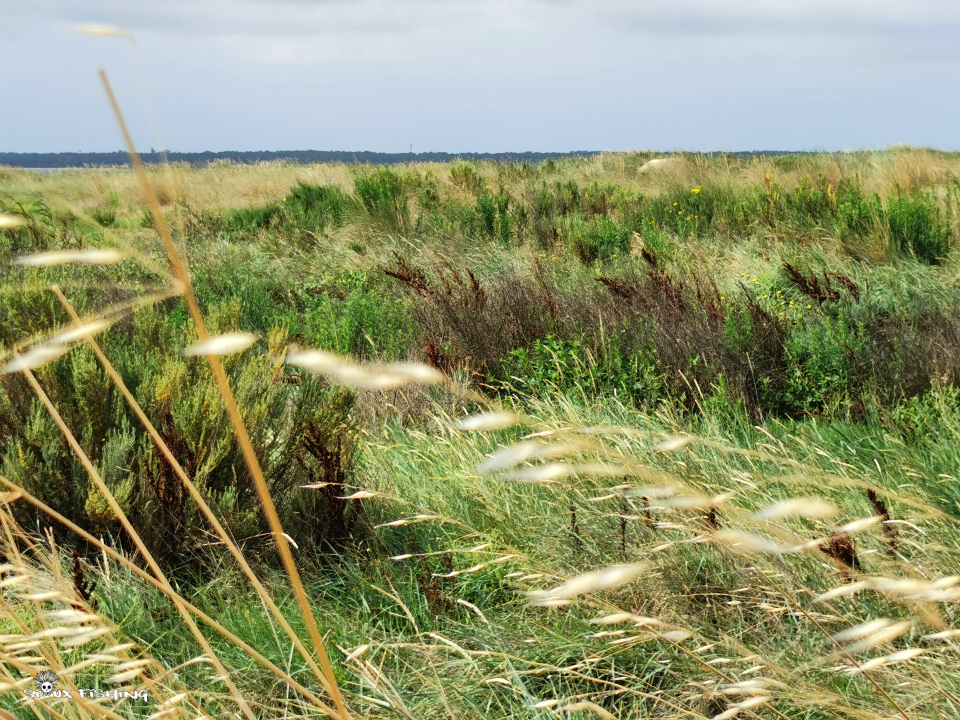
[0,475,338,717]
[0,505,207,719]
[98,70,351,720]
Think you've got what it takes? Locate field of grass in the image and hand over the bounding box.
[3,147,960,719]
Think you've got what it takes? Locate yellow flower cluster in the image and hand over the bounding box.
[737,272,814,323]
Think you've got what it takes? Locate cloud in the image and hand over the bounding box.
[4,0,960,152]
[15,0,958,41]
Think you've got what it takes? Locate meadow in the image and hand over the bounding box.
[2,147,960,719]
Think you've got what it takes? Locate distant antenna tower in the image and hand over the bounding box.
[409,144,413,154]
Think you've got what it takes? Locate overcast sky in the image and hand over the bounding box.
[3,0,960,153]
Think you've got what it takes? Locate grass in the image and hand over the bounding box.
[2,143,960,718]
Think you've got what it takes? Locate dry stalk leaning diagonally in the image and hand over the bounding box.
[51,286,339,706]
[97,69,351,720]
[0,475,338,718]
[0,507,196,718]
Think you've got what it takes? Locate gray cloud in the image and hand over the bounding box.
[2,0,960,152]
[8,0,958,40]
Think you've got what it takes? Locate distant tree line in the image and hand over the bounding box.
[0,149,828,169]
[0,150,606,168]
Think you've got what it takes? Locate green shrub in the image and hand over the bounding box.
[225,203,283,233]
[354,167,411,234]
[475,190,511,246]
[784,311,866,413]
[836,178,881,238]
[0,198,54,253]
[302,289,415,360]
[562,214,631,263]
[449,163,484,193]
[642,184,714,237]
[498,336,661,406]
[90,206,117,227]
[285,182,352,233]
[886,191,950,264]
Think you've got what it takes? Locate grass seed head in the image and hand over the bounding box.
[756,498,838,521]
[74,23,130,37]
[835,516,882,534]
[47,318,116,346]
[184,332,258,356]
[455,411,519,431]
[0,213,26,228]
[653,435,693,452]
[527,563,646,606]
[15,249,125,267]
[2,345,71,374]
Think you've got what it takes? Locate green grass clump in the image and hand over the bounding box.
[353,166,412,234]
[886,191,951,264]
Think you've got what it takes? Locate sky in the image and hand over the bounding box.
[3,0,960,153]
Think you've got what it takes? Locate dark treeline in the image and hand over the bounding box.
[0,149,827,169]
[0,150,604,168]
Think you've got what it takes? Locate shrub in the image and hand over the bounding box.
[301,288,415,360]
[285,182,352,233]
[836,178,881,239]
[449,163,484,193]
[354,167,411,234]
[475,190,511,246]
[562,214,631,263]
[886,191,950,264]
[498,335,661,406]
[384,254,567,373]
[783,311,865,413]
[90,206,117,227]
[225,203,283,233]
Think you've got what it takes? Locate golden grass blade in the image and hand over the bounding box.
[51,287,340,704]
[99,69,351,720]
